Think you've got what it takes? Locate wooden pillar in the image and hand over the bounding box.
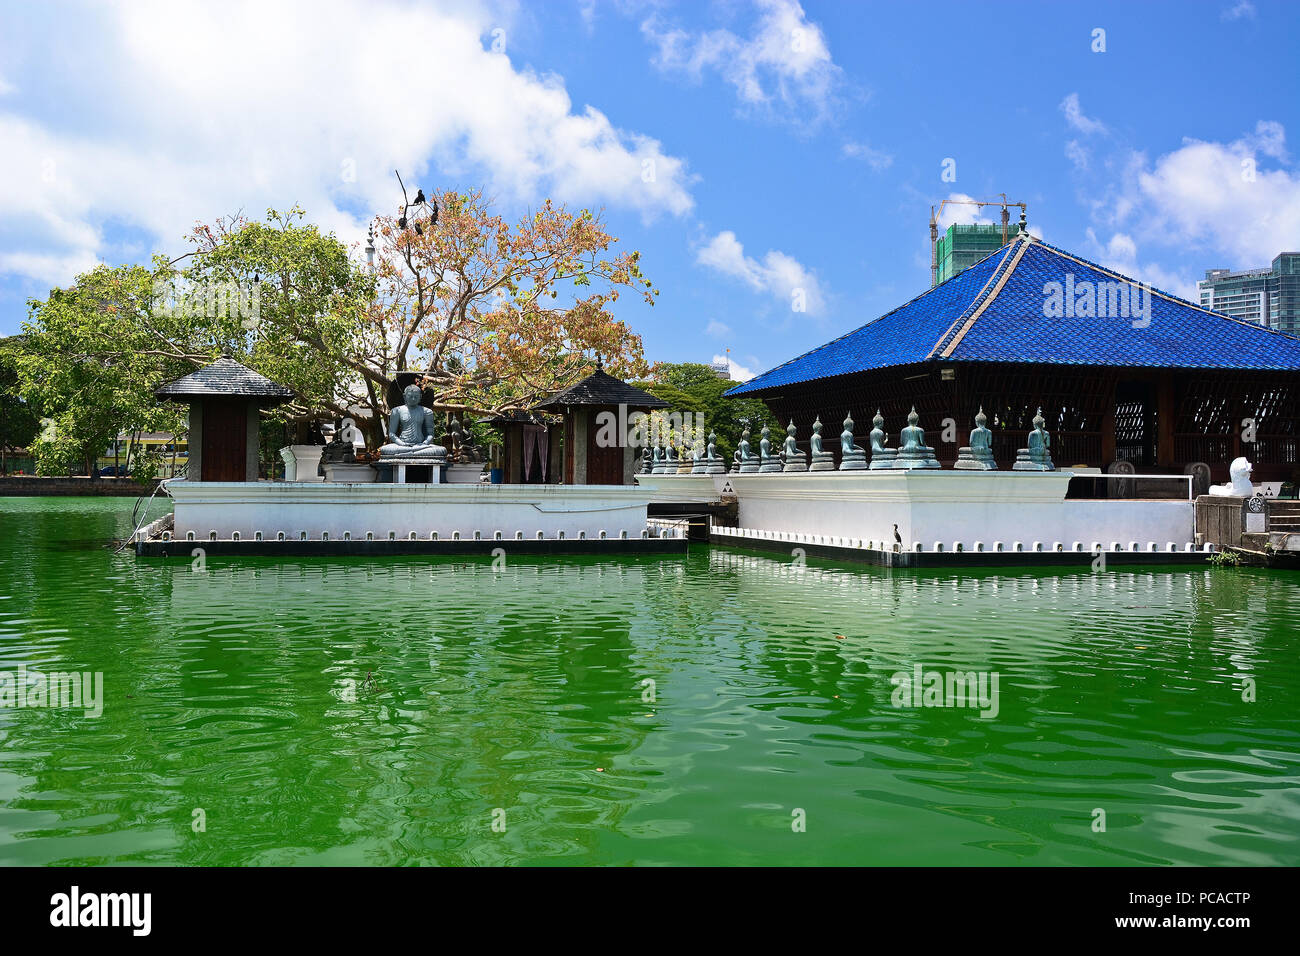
[1101,386,1116,468]
[1157,372,1175,467]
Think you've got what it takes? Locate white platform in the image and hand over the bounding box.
[165,480,655,541]
[711,470,1194,550]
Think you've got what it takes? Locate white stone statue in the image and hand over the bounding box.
[1208,456,1253,497]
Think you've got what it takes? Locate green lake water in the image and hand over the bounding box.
[1,496,1297,866]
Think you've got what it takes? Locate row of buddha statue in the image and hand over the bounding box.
[641,407,1056,474]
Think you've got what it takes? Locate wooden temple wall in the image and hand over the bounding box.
[756,363,1300,481]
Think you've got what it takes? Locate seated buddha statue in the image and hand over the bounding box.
[781,420,807,472]
[868,410,897,470]
[735,426,759,473]
[809,416,836,471]
[839,412,867,470]
[1013,408,1055,471]
[954,407,998,471]
[890,406,941,470]
[379,385,448,459]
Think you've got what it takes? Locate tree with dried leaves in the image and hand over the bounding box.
[18,189,658,460]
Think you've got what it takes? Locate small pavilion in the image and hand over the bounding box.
[156,357,295,481]
[534,363,668,485]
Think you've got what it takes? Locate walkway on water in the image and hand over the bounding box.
[0,477,163,497]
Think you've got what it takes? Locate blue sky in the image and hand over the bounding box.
[1,0,1296,380]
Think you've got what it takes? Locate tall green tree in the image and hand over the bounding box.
[0,339,41,473]
[15,266,186,476]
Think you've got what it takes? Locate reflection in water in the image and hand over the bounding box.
[0,499,1297,865]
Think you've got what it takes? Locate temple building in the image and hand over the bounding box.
[726,232,1300,482]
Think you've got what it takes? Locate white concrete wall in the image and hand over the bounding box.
[166,480,653,540]
[722,471,1194,549]
[635,474,720,502]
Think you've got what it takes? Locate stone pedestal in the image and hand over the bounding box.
[869,449,897,470]
[839,450,867,471]
[1012,449,1054,471]
[387,456,446,484]
[781,452,807,473]
[954,447,997,470]
[279,444,326,481]
[890,448,940,470]
[445,463,485,484]
[322,462,377,483]
[810,452,836,471]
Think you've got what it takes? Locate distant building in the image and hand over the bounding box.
[1199,253,1300,335]
[934,223,1014,285]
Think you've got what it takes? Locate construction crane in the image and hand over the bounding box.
[929,194,1027,286]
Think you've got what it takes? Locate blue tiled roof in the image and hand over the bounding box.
[726,236,1300,396]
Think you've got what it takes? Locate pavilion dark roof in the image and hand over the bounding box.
[155,357,295,403]
[727,234,1300,397]
[534,368,668,411]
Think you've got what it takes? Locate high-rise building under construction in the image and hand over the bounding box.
[933,223,1014,285]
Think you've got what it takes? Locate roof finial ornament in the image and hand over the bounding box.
[595,353,603,372]
[1018,209,1029,237]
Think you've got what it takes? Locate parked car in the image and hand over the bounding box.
[98,465,129,477]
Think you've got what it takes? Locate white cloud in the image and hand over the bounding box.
[705,319,732,339]
[713,353,755,382]
[1065,98,1299,282]
[1135,123,1300,266]
[642,0,840,122]
[1065,139,1089,171]
[842,141,893,170]
[1060,93,1106,135]
[697,229,825,315]
[1222,1,1256,21]
[0,0,694,288]
[0,249,101,288]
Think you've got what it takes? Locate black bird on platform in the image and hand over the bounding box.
[893,524,902,548]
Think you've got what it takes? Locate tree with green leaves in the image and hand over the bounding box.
[16,190,658,465]
[184,193,655,447]
[14,267,186,476]
[0,339,41,474]
[636,362,777,463]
